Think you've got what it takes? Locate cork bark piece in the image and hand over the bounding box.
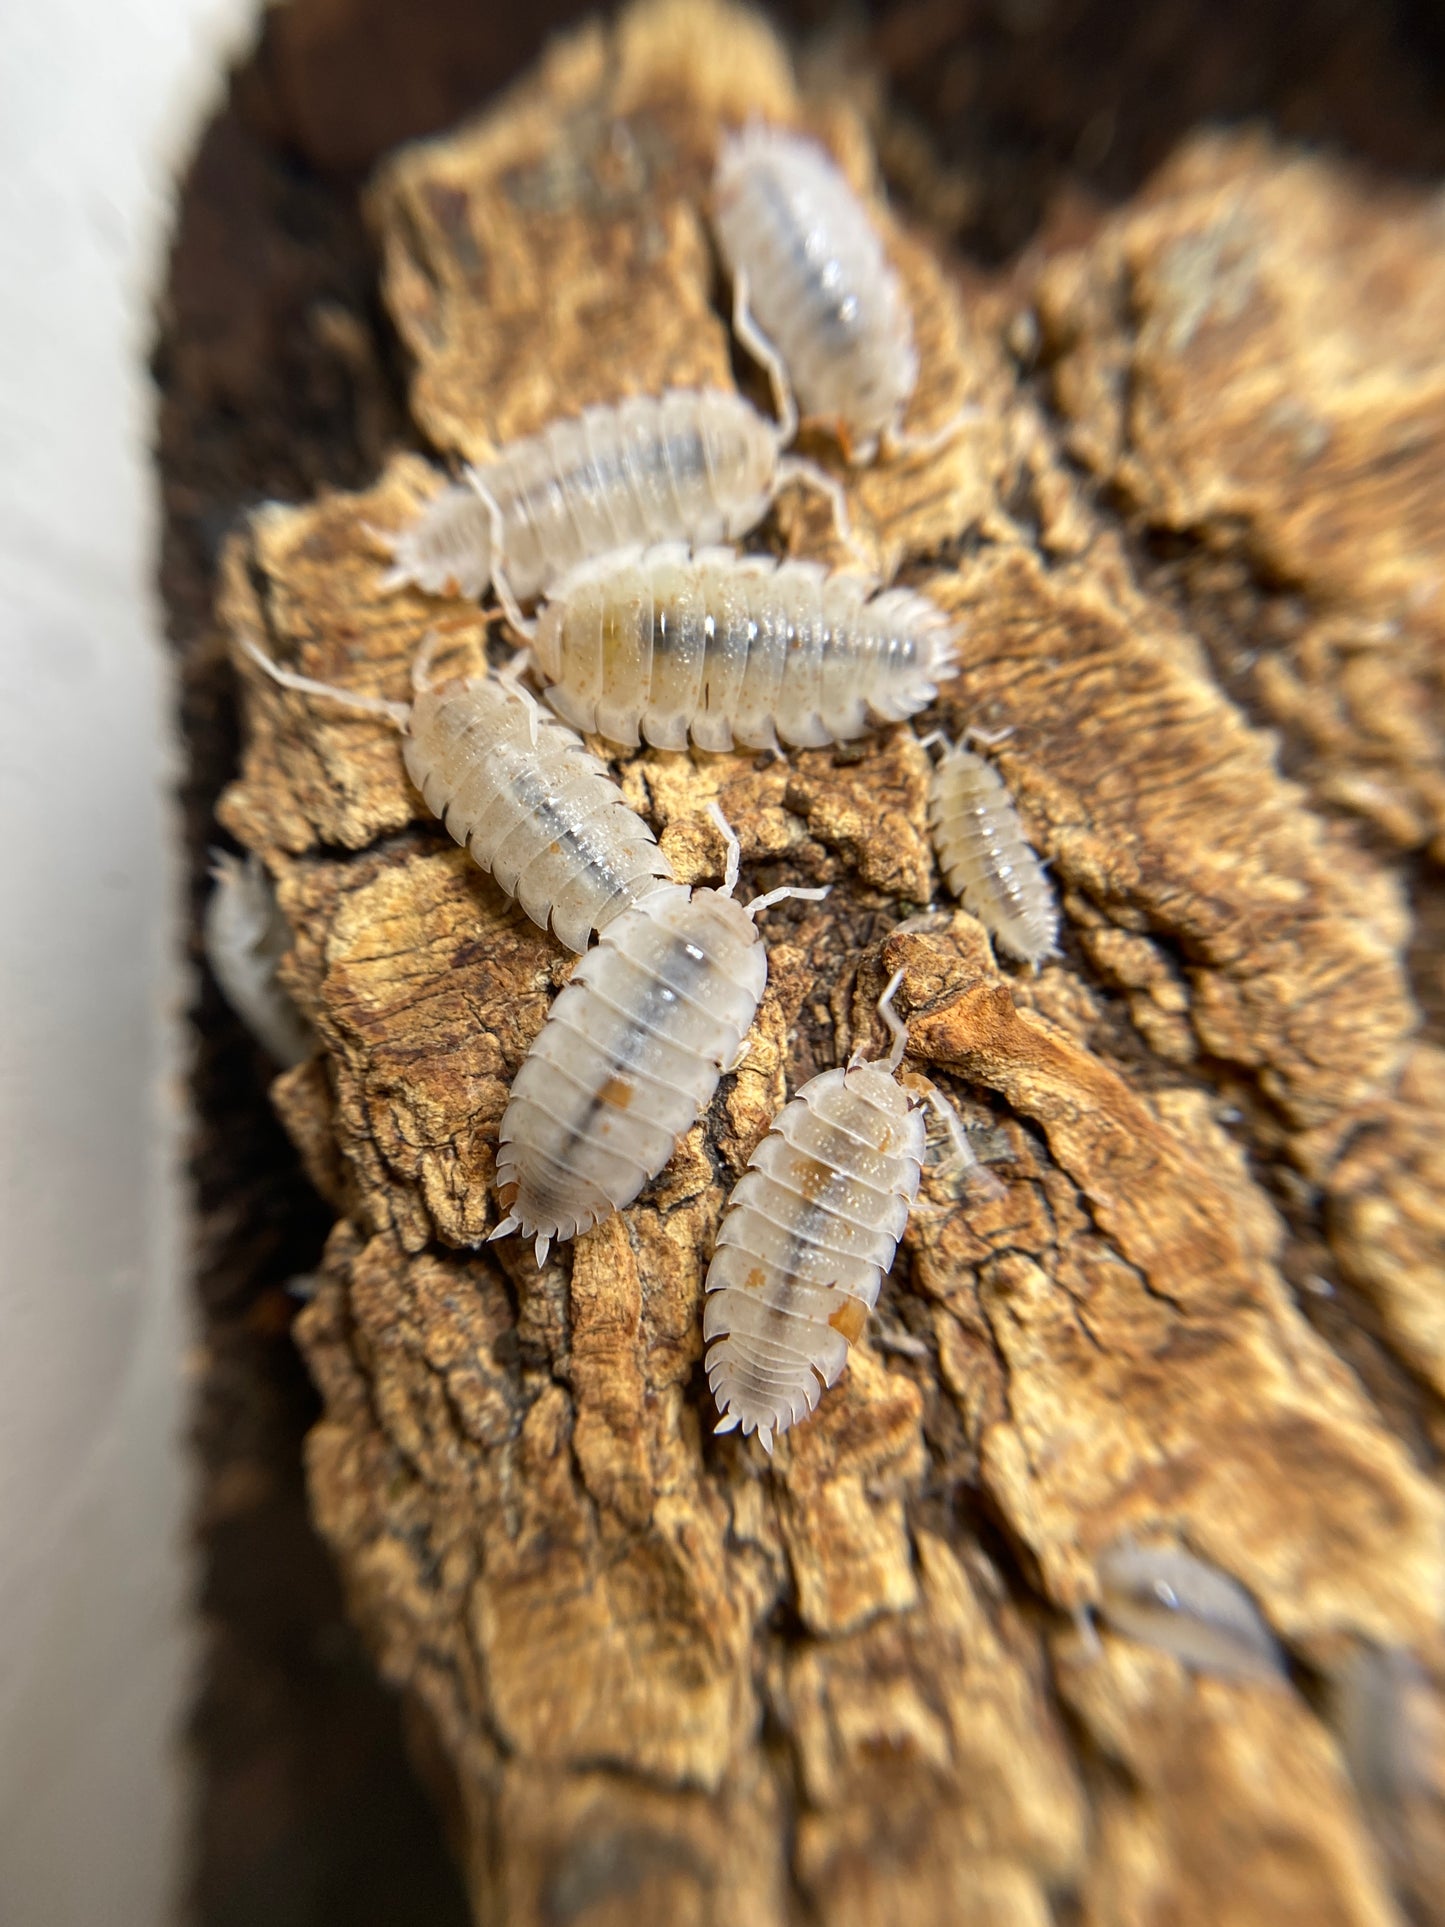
[215,2,1445,1921]
[1035,129,1445,855]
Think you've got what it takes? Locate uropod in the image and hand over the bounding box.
[379,387,850,621]
[533,542,958,752]
[240,632,673,953]
[713,126,956,464]
[704,966,933,1452]
[926,736,1059,969]
[491,810,827,1266]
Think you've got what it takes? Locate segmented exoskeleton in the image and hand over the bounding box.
[380,388,849,617]
[713,126,922,463]
[704,966,929,1451]
[926,738,1058,968]
[491,811,826,1266]
[239,633,672,952]
[1095,1543,1284,1683]
[533,542,957,751]
[204,850,315,1067]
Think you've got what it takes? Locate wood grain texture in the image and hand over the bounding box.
[216,2,1445,1920]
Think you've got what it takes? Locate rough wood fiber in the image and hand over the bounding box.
[217,3,1445,1921]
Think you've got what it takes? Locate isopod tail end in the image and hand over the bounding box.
[714,1412,741,1435]
[533,1232,552,1269]
[757,1426,774,1456]
[489,1215,521,1243]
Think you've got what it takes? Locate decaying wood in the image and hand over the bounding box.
[215,2,1445,1920]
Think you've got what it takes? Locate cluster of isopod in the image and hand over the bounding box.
[219,119,1063,1455]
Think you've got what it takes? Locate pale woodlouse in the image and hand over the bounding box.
[204,850,315,1067]
[379,387,849,618]
[713,126,921,463]
[704,965,929,1452]
[240,633,673,952]
[532,542,957,751]
[491,810,826,1266]
[1095,1542,1284,1683]
[927,738,1059,968]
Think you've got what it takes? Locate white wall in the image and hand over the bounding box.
[0,1,261,1919]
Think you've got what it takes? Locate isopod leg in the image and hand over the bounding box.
[469,473,536,642]
[496,648,542,742]
[732,269,798,448]
[773,455,852,545]
[963,721,1016,750]
[410,626,446,695]
[918,1078,1005,1200]
[707,802,742,897]
[882,400,982,465]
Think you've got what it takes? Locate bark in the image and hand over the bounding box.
[216,2,1445,1920]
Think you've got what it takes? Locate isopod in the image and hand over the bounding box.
[1095,1542,1284,1683]
[204,850,315,1067]
[380,387,849,616]
[704,965,928,1452]
[491,809,827,1266]
[713,125,919,463]
[927,738,1059,968]
[240,633,673,953]
[533,543,957,752]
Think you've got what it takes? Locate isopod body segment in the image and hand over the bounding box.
[204,850,315,1067]
[713,126,918,461]
[403,669,674,952]
[382,388,846,606]
[492,814,828,1265]
[240,635,673,953]
[1095,1543,1284,1683]
[534,543,957,752]
[927,741,1059,968]
[704,967,927,1452]
[493,886,765,1266]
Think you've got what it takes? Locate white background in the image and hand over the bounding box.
[0,0,261,1918]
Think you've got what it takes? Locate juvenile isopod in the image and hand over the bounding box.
[927,738,1059,968]
[533,542,957,752]
[1095,1542,1284,1683]
[204,850,315,1067]
[240,632,673,953]
[714,126,928,464]
[379,387,849,619]
[491,810,827,1266]
[704,966,929,1452]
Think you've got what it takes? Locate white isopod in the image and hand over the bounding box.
[704,966,928,1452]
[491,810,826,1266]
[927,738,1059,968]
[1095,1542,1285,1684]
[204,850,316,1067]
[533,542,957,752]
[380,387,849,619]
[713,125,923,464]
[240,633,673,952]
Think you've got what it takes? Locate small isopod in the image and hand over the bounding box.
[380,387,849,617]
[533,542,957,752]
[1095,1542,1284,1683]
[204,850,315,1067]
[240,633,673,952]
[491,809,827,1266]
[713,126,921,463]
[704,965,928,1452]
[927,738,1059,968]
